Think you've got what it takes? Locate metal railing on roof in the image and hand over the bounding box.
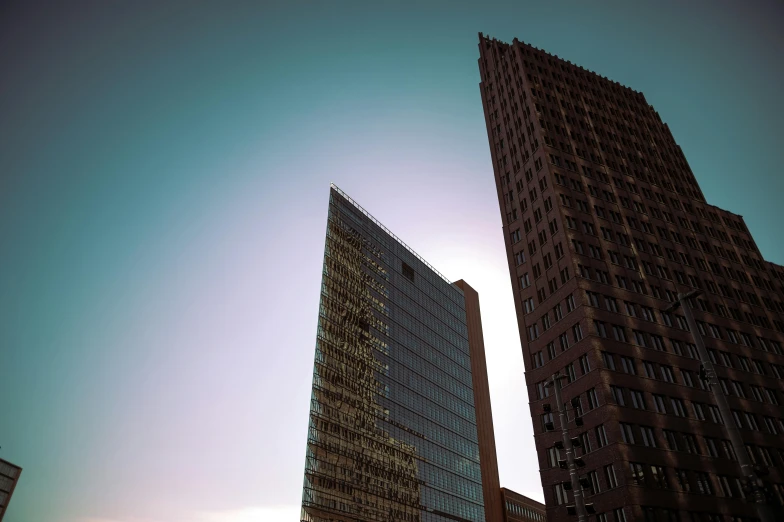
[329,183,454,287]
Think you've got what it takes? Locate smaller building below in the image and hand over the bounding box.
[0,458,22,522]
[502,487,546,522]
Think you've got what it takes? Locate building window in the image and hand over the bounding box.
[547,446,562,468]
[596,424,608,447]
[565,363,576,383]
[553,303,563,321]
[633,330,647,347]
[630,389,646,410]
[675,469,691,492]
[402,262,415,282]
[547,342,556,360]
[602,351,616,370]
[683,433,700,454]
[572,323,584,341]
[588,470,601,494]
[640,426,657,447]
[694,472,713,495]
[620,422,635,443]
[663,430,679,451]
[661,366,675,383]
[611,386,626,406]
[587,388,599,410]
[595,320,608,337]
[553,483,567,505]
[705,437,719,457]
[763,416,780,434]
[744,412,760,431]
[629,462,645,485]
[605,464,619,488]
[536,381,550,400]
[718,475,734,497]
[670,397,688,417]
[651,465,669,489]
[532,351,544,368]
[579,354,591,374]
[612,325,627,342]
[708,405,723,424]
[580,431,592,453]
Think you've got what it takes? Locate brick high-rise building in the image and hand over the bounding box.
[478,33,784,522]
[301,185,502,522]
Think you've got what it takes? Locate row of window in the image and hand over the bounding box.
[504,139,783,350]
[552,463,620,504]
[503,500,544,521]
[503,109,730,264]
[594,319,784,380]
[519,47,714,196]
[486,41,775,269]
[521,64,697,197]
[541,384,784,467]
[610,381,784,435]
[568,230,781,328]
[485,37,768,241]
[604,350,781,402]
[565,208,772,297]
[572,236,782,324]
[556,168,757,257]
[525,291,577,341]
[551,457,784,516]
[546,167,778,298]
[642,507,762,522]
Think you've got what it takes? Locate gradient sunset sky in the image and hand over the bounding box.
[1,1,782,521]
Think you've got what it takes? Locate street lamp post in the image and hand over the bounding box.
[546,372,587,522]
[665,290,775,522]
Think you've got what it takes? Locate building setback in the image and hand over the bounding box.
[478,33,784,522]
[0,459,22,522]
[301,185,503,522]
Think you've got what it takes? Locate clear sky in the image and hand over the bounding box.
[1,1,782,521]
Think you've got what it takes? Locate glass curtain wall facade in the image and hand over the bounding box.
[301,185,486,522]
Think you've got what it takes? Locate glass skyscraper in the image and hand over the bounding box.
[301,185,502,522]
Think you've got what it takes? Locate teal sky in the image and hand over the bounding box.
[1,1,782,521]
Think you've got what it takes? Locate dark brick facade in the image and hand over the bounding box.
[478,33,784,522]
